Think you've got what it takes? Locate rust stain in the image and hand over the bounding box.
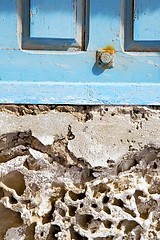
[96,45,116,69]
[101,45,116,55]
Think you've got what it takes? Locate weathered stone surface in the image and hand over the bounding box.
[0,106,160,239]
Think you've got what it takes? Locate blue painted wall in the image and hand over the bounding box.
[0,0,160,104]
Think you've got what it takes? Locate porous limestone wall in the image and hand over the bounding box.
[0,105,160,240]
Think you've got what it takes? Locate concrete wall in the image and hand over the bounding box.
[0,105,160,240]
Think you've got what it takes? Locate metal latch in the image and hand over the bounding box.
[96,46,115,69]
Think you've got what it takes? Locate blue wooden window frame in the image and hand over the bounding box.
[124,0,160,52]
[20,0,89,51]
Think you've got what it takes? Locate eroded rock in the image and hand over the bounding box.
[0,129,160,240]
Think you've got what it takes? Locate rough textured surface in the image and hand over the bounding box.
[0,105,160,240]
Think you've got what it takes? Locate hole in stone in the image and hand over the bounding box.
[46,224,61,240]
[124,220,138,234]
[134,190,149,219]
[113,198,124,207]
[25,223,36,240]
[145,175,152,184]
[133,109,139,114]
[53,154,67,166]
[134,190,145,201]
[41,232,44,237]
[156,221,160,231]
[85,112,93,122]
[9,196,18,204]
[68,205,77,217]
[25,222,36,240]
[103,206,111,214]
[23,159,30,170]
[64,216,70,222]
[103,220,112,228]
[23,157,41,171]
[91,203,97,208]
[90,228,98,234]
[21,199,31,205]
[69,191,85,201]
[93,183,110,198]
[42,198,55,225]
[139,200,157,220]
[123,207,136,218]
[80,203,83,208]
[51,182,66,202]
[107,159,115,168]
[77,214,93,230]
[98,184,108,193]
[60,188,66,203]
[0,203,23,239]
[140,211,149,220]
[103,196,109,204]
[126,195,131,200]
[58,208,65,217]
[142,113,145,118]
[69,225,87,240]
[153,162,157,169]
[117,220,138,234]
[1,170,26,196]
[0,187,4,200]
[67,125,75,140]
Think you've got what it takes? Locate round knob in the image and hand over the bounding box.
[99,52,112,65]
